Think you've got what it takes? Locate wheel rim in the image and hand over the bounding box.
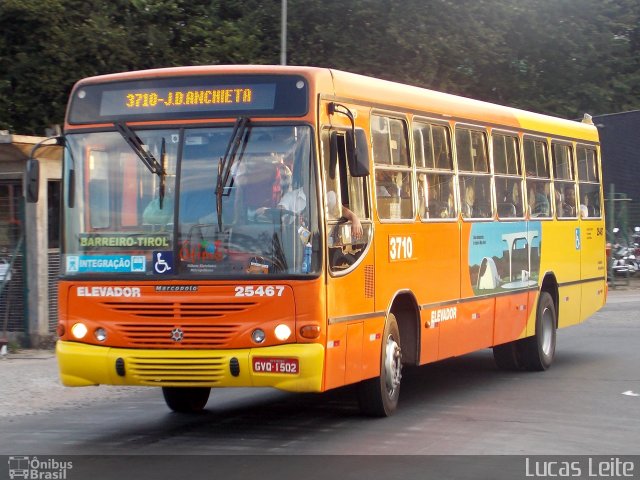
[540,306,555,356]
[384,334,402,397]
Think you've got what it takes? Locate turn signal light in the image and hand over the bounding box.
[57,323,66,338]
[299,324,321,339]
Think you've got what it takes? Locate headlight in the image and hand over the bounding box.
[71,323,88,339]
[274,324,292,341]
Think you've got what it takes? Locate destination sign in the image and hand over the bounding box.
[68,74,309,123]
[100,84,276,117]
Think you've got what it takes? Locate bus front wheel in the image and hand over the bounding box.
[357,313,402,417]
[162,387,211,413]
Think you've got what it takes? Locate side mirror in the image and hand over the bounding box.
[25,135,64,203]
[25,159,40,203]
[346,129,370,177]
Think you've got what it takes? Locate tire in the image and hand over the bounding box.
[519,291,557,371]
[357,313,402,417]
[493,341,523,370]
[162,387,211,413]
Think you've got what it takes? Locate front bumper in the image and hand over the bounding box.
[57,341,324,392]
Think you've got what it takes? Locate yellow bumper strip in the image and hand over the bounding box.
[57,341,324,393]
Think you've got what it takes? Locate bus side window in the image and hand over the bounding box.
[414,120,455,220]
[457,126,491,219]
[322,128,371,272]
[577,146,601,218]
[373,114,413,220]
[493,133,523,219]
[524,137,551,218]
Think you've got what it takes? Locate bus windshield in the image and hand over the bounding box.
[63,125,318,277]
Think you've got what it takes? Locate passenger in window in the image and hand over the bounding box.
[444,192,455,218]
[562,186,576,217]
[462,183,475,218]
[435,142,450,170]
[417,173,428,217]
[528,184,549,217]
[498,182,518,217]
[511,183,522,215]
[580,194,590,218]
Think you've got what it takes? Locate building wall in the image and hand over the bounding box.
[0,134,62,347]
[594,111,640,229]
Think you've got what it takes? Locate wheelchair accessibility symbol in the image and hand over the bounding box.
[153,251,174,275]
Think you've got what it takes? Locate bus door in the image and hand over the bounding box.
[577,145,606,321]
[321,128,376,389]
[549,141,582,328]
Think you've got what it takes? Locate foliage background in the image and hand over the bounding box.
[1,0,639,134]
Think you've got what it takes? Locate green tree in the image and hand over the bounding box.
[1,0,639,133]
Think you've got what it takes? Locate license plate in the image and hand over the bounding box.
[252,357,299,374]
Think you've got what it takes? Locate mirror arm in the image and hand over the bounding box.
[328,103,356,149]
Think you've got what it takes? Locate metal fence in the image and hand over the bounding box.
[605,185,640,244]
[0,197,26,337]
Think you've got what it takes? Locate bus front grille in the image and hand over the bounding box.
[115,323,241,348]
[127,356,227,386]
[103,301,256,319]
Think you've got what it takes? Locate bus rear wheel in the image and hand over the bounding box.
[162,387,211,413]
[493,342,523,370]
[519,291,557,371]
[357,313,402,417]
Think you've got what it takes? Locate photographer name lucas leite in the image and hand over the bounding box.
[526,457,635,478]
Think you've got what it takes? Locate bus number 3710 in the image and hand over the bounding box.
[389,236,414,261]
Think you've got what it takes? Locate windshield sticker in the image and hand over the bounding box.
[79,233,170,249]
[66,255,146,273]
[247,257,269,274]
[152,251,174,275]
[180,239,225,263]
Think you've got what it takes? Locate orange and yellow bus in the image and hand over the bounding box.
[47,65,606,416]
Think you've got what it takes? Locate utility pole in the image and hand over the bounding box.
[280,0,287,65]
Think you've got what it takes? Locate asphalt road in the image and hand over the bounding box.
[0,290,638,461]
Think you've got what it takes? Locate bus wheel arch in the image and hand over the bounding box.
[540,273,559,328]
[389,292,420,367]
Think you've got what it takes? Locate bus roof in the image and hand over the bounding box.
[72,65,598,142]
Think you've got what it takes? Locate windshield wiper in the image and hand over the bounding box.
[159,138,167,208]
[216,117,250,231]
[115,121,167,207]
